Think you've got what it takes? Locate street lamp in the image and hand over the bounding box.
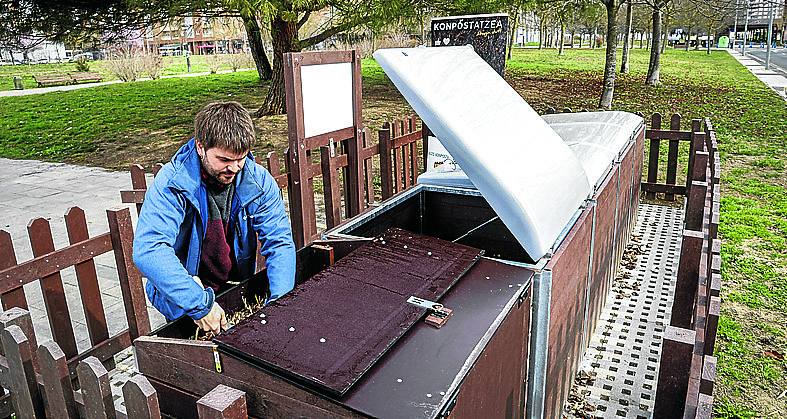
[765,0,775,69]
[742,0,750,54]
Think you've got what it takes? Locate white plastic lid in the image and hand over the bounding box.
[374,46,591,260]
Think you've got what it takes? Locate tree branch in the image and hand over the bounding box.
[297,11,311,29]
[298,20,359,48]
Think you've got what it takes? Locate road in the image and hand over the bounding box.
[745,47,787,75]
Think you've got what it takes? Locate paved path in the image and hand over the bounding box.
[0,158,166,350]
[728,48,787,100]
[0,67,255,97]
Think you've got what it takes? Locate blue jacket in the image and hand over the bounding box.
[133,139,296,321]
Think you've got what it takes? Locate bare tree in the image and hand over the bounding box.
[597,0,624,108]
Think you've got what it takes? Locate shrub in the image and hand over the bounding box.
[140,53,163,79]
[75,57,90,72]
[207,53,223,74]
[106,46,143,82]
[227,52,252,72]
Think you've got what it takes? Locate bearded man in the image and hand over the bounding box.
[133,101,295,334]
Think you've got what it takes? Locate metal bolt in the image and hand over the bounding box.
[260,320,267,325]
[260,313,266,318]
[289,327,296,332]
[439,391,446,396]
[319,338,326,343]
[426,393,432,398]
[396,378,403,383]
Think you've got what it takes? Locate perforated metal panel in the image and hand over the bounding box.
[569,203,684,418]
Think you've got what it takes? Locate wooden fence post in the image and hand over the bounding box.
[654,326,696,418]
[320,146,342,229]
[77,356,116,419]
[665,113,681,201]
[700,355,717,395]
[38,340,78,418]
[107,207,150,339]
[379,122,394,200]
[123,375,161,419]
[65,207,110,348]
[0,307,37,366]
[1,324,44,418]
[646,113,662,200]
[704,296,721,356]
[129,164,147,215]
[197,385,247,419]
[671,230,704,329]
[28,217,79,358]
[685,181,708,231]
[0,230,26,311]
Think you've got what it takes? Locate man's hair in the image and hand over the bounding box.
[194,101,256,153]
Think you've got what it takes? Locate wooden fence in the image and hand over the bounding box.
[0,206,151,417]
[653,118,721,417]
[0,307,249,418]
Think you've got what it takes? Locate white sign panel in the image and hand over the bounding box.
[300,62,354,138]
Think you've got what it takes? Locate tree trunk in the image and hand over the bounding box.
[242,12,272,82]
[579,33,584,48]
[661,29,667,53]
[257,16,299,116]
[707,24,712,54]
[645,8,662,85]
[686,27,691,50]
[508,7,519,60]
[559,21,566,55]
[599,0,619,109]
[571,30,575,47]
[621,0,633,73]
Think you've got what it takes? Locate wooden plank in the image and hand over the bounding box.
[401,121,412,189]
[1,325,44,418]
[409,116,420,187]
[421,124,431,172]
[197,384,247,419]
[27,217,78,358]
[709,273,721,298]
[392,120,403,194]
[65,207,110,347]
[685,181,708,231]
[645,129,693,141]
[0,230,26,311]
[695,393,713,419]
[692,151,709,183]
[379,122,394,200]
[361,128,375,207]
[646,113,662,199]
[303,126,355,151]
[122,375,161,419]
[77,356,116,419]
[704,296,720,356]
[107,208,150,340]
[283,52,312,249]
[67,330,131,380]
[700,355,716,395]
[346,50,365,217]
[391,130,423,149]
[38,340,77,418]
[0,307,37,366]
[641,182,687,195]
[671,231,704,329]
[129,164,147,214]
[665,114,681,200]
[0,233,113,294]
[320,146,342,229]
[119,190,146,204]
[654,326,695,417]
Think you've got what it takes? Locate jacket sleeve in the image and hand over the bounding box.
[250,167,296,301]
[132,173,214,320]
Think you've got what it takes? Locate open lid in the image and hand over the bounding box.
[373,46,591,260]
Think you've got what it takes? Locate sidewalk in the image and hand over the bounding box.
[727,49,787,100]
[0,67,255,97]
[0,158,166,350]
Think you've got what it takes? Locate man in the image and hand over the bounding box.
[133,101,295,335]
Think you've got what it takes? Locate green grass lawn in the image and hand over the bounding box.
[0,54,251,90]
[0,46,785,417]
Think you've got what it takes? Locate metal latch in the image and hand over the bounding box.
[407,296,453,328]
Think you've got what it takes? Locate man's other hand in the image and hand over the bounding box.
[194,302,228,334]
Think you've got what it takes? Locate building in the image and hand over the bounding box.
[729,0,785,44]
[146,15,248,55]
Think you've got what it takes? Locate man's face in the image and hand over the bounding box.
[196,141,248,185]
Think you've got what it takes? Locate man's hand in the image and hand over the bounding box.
[194,302,228,335]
